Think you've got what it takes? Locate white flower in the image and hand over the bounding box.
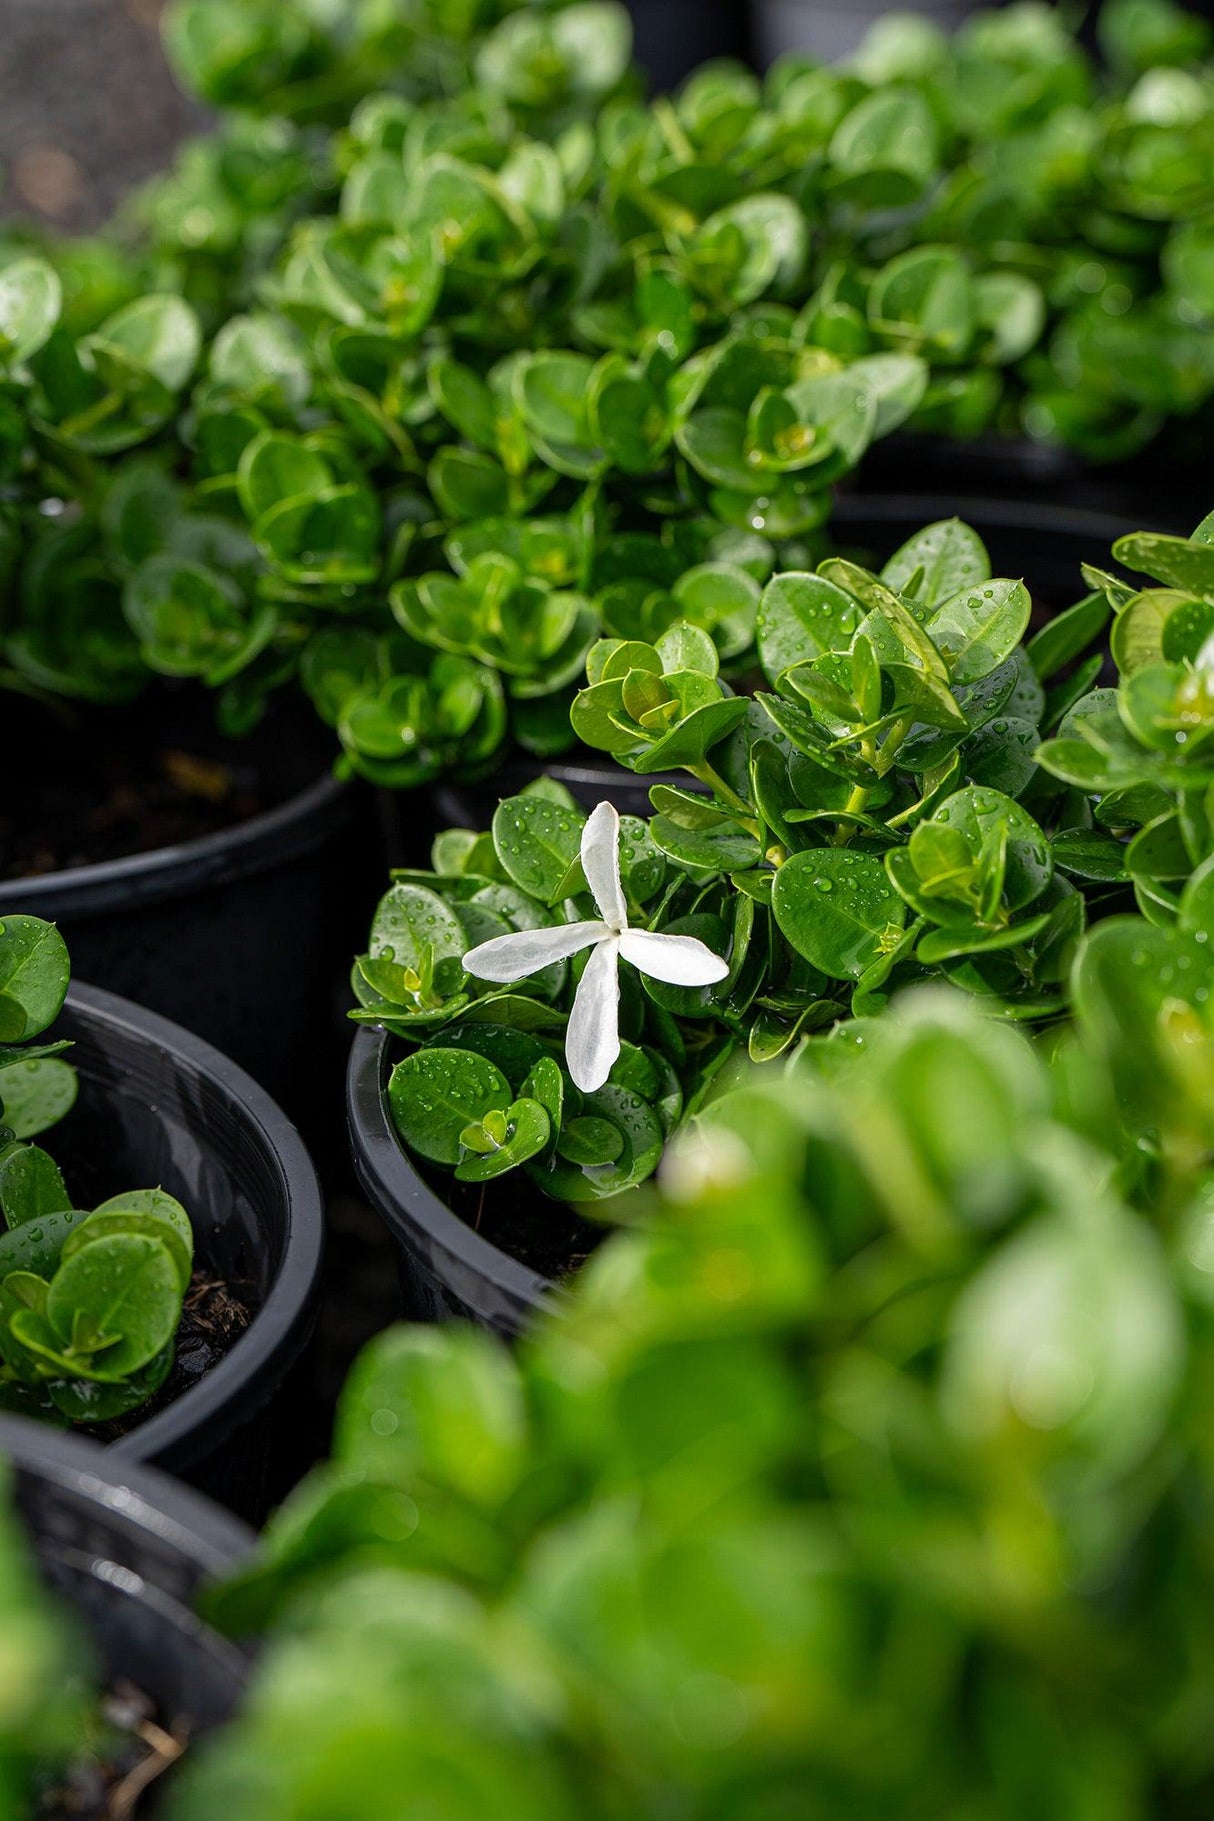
[462,800,730,1092]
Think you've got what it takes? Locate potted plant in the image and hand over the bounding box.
[0,911,325,1517]
[427,490,1146,832]
[172,966,1214,1815]
[0,1413,251,1815]
[6,0,1186,820]
[5,0,1211,921]
[348,502,1214,1329]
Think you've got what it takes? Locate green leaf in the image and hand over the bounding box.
[925,579,1031,684]
[93,294,201,392]
[238,432,331,521]
[932,787,1053,911]
[0,258,62,364]
[881,519,990,608]
[45,1232,181,1380]
[0,1208,90,1280]
[1051,829,1130,882]
[388,1050,512,1166]
[492,798,585,904]
[557,1115,624,1166]
[369,884,469,976]
[1114,530,1214,595]
[0,917,70,1044]
[757,571,864,683]
[829,89,939,204]
[772,850,907,980]
[0,1058,77,1139]
[540,1080,664,1200]
[650,814,762,871]
[63,1190,194,1295]
[516,352,597,448]
[636,698,750,773]
[455,1097,550,1182]
[869,246,974,358]
[334,1323,526,1503]
[0,1146,70,1228]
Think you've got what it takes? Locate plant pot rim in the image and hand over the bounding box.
[0,1410,255,1568]
[63,980,325,1471]
[0,772,349,919]
[832,490,1141,546]
[347,1024,553,1333]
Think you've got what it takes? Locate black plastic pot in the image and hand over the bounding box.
[832,492,1140,613]
[1,1415,251,1756]
[422,493,1140,839]
[348,1025,552,1337]
[47,982,325,1518]
[0,696,371,1125]
[626,0,750,89]
[752,0,979,66]
[852,430,1206,532]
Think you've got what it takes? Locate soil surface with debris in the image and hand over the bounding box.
[437,1166,607,1285]
[0,0,210,235]
[37,1680,190,1820]
[0,687,337,880]
[82,1271,255,1444]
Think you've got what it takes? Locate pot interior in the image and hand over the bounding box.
[48,998,287,1307]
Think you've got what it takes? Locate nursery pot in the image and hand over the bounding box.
[851,432,1206,528]
[0,693,370,1125]
[420,493,1138,843]
[626,0,750,90]
[753,0,981,68]
[831,492,1140,612]
[1,1414,251,1746]
[348,1024,553,1338]
[47,982,325,1518]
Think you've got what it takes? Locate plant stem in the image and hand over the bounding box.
[832,781,872,846]
[690,761,754,824]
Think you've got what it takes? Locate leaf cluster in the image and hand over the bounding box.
[175,987,1214,1820]
[0,916,194,1425]
[0,1458,85,1814]
[577,516,1085,1028]
[353,779,735,1200]
[18,0,1214,770]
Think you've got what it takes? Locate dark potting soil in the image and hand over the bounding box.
[37,1681,189,1820]
[432,1165,607,1285]
[0,687,337,881]
[81,1272,255,1445]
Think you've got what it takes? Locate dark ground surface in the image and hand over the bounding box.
[0,0,750,241]
[0,0,211,234]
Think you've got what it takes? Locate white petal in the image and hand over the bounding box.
[580,800,627,930]
[618,928,730,987]
[463,920,608,983]
[565,938,621,1093]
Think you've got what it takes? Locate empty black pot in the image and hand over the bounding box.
[1,1415,251,1770]
[45,982,325,1518]
[348,1025,552,1338]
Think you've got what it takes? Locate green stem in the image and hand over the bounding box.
[689,760,755,824]
[832,781,872,847]
[875,716,914,777]
[59,389,123,441]
[653,96,697,164]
